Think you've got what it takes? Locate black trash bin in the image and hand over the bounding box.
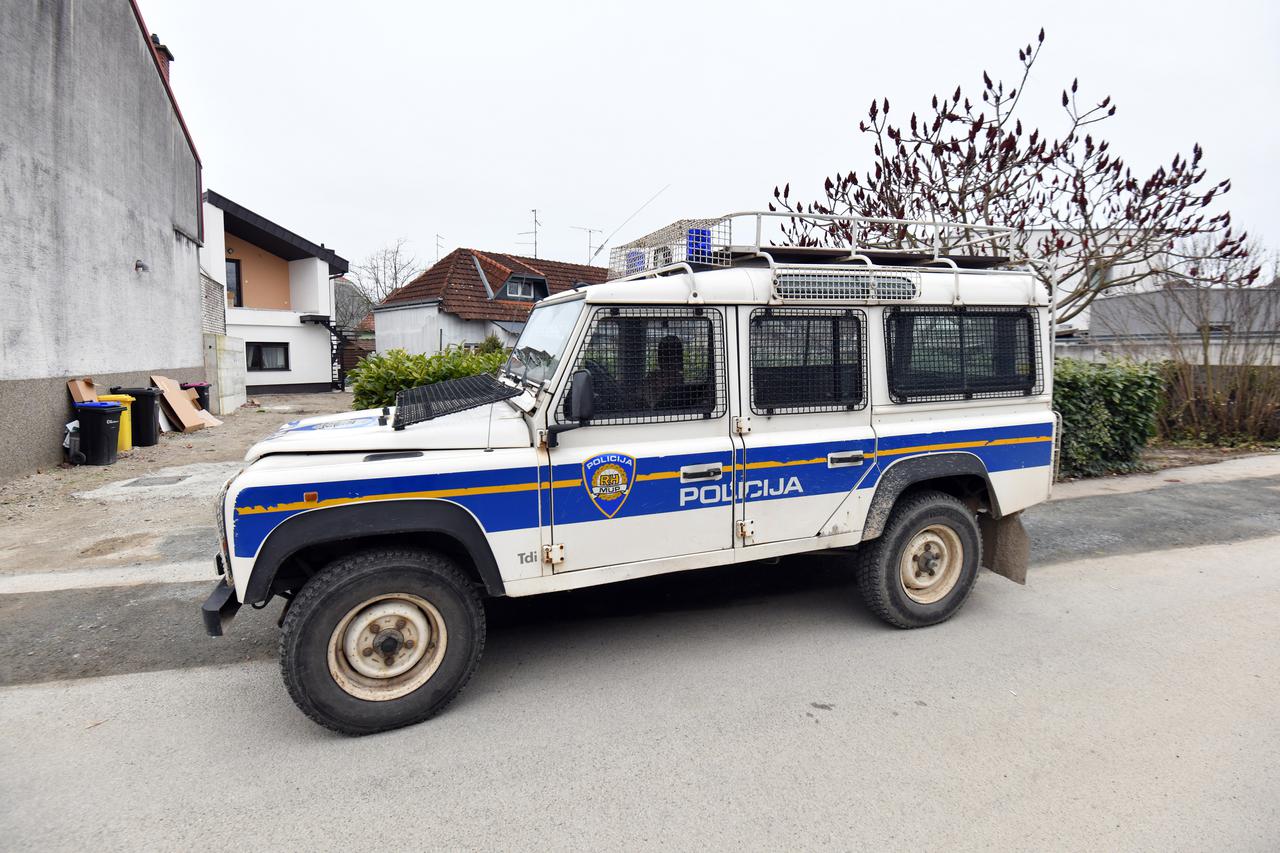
[110,386,163,446]
[181,381,211,412]
[75,402,124,465]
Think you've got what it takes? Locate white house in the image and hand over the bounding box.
[200,191,349,396]
[374,249,607,354]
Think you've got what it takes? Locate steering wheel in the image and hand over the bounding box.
[584,358,624,412]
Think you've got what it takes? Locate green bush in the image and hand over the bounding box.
[348,347,507,410]
[1053,358,1164,478]
[476,333,506,355]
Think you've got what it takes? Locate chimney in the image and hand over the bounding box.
[150,34,175,82]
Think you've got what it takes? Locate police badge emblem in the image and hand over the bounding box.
[582,453,637,518]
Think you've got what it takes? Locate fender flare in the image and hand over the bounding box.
[861,452,1000,541]
[243,500,506,604]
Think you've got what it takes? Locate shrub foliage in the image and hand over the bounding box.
[348,348,507,410]
[1053,358,1164,477]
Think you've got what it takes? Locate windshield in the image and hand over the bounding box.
[502,299,584,386]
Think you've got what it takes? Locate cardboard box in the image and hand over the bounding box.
[67,378,99,403]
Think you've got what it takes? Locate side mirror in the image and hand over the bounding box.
[548,368,593,447]
[564,369,595,423]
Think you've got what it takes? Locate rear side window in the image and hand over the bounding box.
[749,308,866,414]
[560,306,726,425]
[884,306,1041,403]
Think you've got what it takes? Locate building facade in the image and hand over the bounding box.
[201,192,349,395]
[0,1,204,481]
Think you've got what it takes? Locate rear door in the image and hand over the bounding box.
[735,306,877,545]
[547,305,736,572]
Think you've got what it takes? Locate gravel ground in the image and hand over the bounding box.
[0,392,353,575]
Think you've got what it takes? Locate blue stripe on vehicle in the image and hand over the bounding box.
[230,422,1053,559]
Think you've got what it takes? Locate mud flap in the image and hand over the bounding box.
[978,511,1029,585]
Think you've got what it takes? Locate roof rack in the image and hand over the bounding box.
[606,211,1033,280]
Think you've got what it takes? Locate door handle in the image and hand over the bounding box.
[680,464,723,482]
[828,450,865,467]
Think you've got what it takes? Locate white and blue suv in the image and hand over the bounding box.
[203,213,1057,734]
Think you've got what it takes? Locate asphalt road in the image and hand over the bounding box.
[1,468,1278,850]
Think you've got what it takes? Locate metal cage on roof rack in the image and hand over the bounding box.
[606,211,1036,282]
[607,218,733,279]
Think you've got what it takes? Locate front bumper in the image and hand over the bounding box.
[202,575,241,637]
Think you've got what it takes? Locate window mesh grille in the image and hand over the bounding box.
[883,306,1042,403]
[774,270,919,301]
[749,308,867,414]
[393,373,521,430]
[558,306,726,425]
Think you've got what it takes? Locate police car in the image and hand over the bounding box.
[203,212,1058,735]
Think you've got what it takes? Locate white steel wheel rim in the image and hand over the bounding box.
[327,593,448,702]
[899,524,964,605]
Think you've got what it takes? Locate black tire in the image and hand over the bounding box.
[279,548,485,735]
[854,490,982,629]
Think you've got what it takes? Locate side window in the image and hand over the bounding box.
[749,308,866,414]
[884,307,1040,403]
[560,307,726,425]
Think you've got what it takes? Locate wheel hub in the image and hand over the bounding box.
[899,524,964,605]
[328,594,448,701]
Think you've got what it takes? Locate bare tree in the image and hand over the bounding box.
[769,30,1256,325]
[333,277,373,331]
[349,238,425,305]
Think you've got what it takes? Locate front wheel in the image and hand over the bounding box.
[854,490,982,629]
[279,548,485,735]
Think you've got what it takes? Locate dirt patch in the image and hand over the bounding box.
[1139,444,1275,473]
[0,392,353,575]
[77,534,159,559]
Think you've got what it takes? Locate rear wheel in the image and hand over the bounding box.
[854,490,981,629]
[279,548,485,735]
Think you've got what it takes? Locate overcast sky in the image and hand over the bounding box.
[142,0,1279,272]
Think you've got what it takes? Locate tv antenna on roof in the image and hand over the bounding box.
[570,226,602,264]
[516,209,542,258]
[435,233,445,263]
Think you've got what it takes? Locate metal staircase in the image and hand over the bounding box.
[300,314,355,391]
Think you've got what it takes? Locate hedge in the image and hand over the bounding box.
[1053,358,1164,478]
[348,348,507,410]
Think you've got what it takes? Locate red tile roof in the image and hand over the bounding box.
[379,249,608,322]
[355,312,375,333]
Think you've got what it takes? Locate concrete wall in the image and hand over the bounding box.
[203,333,246,415]
[374,303,493,354]
[0,0,204,481]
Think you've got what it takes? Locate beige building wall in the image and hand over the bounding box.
[226,234,291,310]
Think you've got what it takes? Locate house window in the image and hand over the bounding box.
[506,278,536,299]
[226,259,243,307]
[246,342,290,371]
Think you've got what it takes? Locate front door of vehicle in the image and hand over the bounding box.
[735,307,877,546]
[547,306,736,572]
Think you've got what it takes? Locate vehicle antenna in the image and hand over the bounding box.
[590,184,671,263]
